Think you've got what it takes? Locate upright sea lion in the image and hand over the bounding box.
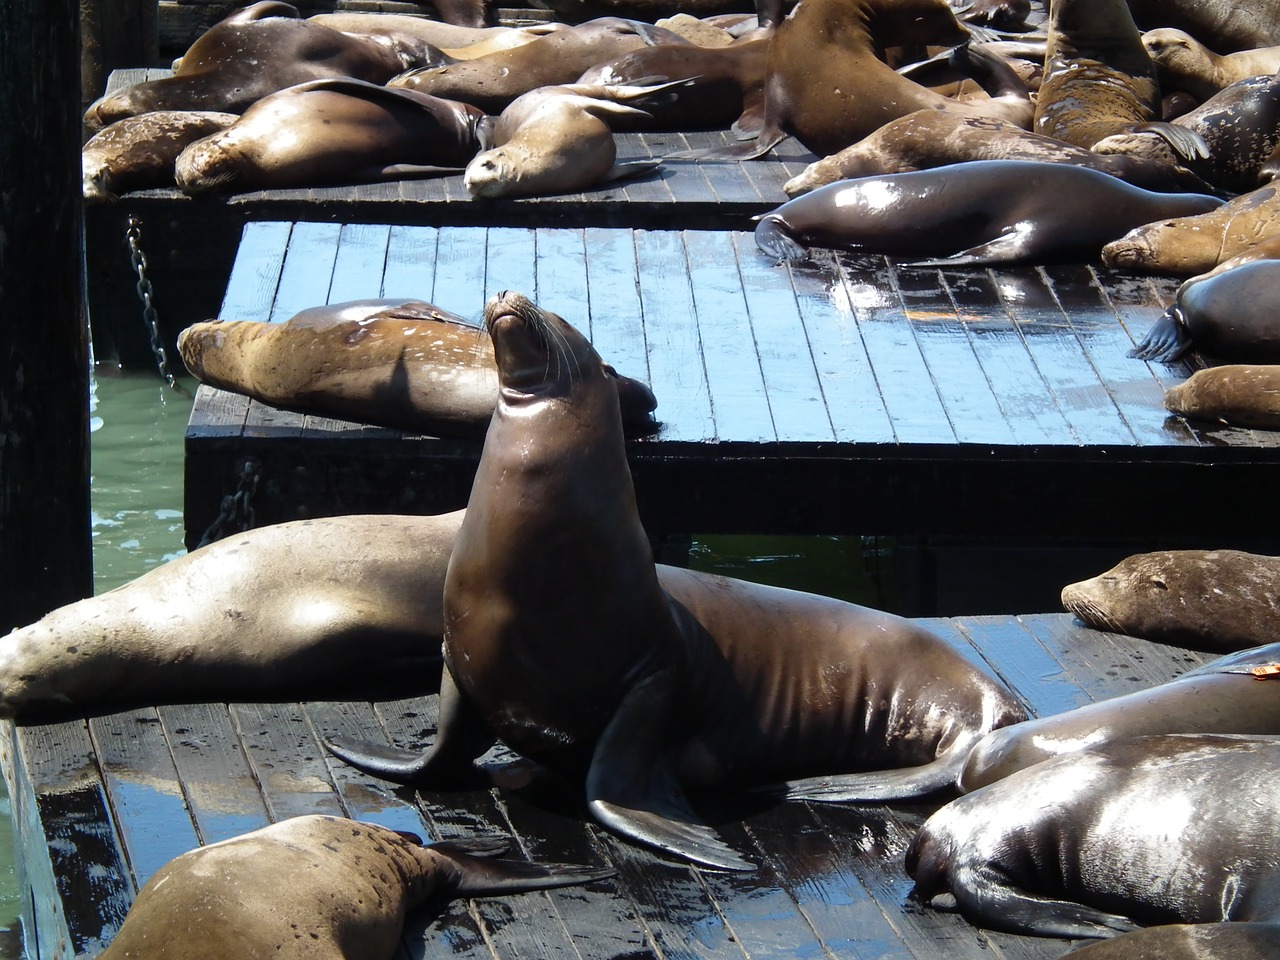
[1102,181,1280,276]
[82,110,237,203]
[670,0,1033,161]
[958,641,1280,791]
[1128,259,1280,362]
[1143,28,1280,101]
[0,512,464,720]
[464,82,683,198]
[1164,364,1280,429]
[388,18,681,115]
[755,160,1223,265]
[85,15,438,128]
[324,292,1027,871]
[781,112,1217,197]
[909,733,1280,937]
[173,78,486,194]
[1060,548,1280,652]
[1060,922,1280,960]
[98,815,612,960]
[177,299,658,434]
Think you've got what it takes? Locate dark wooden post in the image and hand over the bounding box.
[80,0,159,110]
[0,0,94,633]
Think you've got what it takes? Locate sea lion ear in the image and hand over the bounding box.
[584,670,755,872]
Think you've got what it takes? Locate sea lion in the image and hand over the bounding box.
[669,0,1033,161]
[0,512,464,720]
[86,15,441,128]
[1060,922,1280,960]
[1102,181,1280,276]
[1128,259,1280,362]
[908,733,1280,937]
[1092,74,1280,195]
[173,78,486,194]
[177,299,658,435]
[98,815,612,960]
[464,82,682,198]
[781,112,1217,197]
[1061,548,1280,651]
[1142,28,1280,101]
[388,18,681,115]
[81,110,237,203]
[309,14,565,48]
[755,160,1224,265]
[324,292,1027,871]
[958,641,1280,791]
[1164,364,1280,429]
[1125,0,1280,54]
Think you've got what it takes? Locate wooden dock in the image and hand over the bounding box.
[0,613,1218,960]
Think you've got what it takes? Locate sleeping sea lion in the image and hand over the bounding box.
[82,110,238,202]
[1143,27,1280,101]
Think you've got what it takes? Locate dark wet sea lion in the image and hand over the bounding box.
[959,641,1280,791]
[672,0,1033,161]
[177,299,658,435]
[1125,0,1280,54]
[909,733,1280,936]
[756,160,1223,265]
[1093,74,1280,195]
[1061,548,1280,651]
[1165,364,1280,429]
[1128,260,1280,362]
[1143,28,1280,101]
[782,112,1217,197]
[85,15,435,129]
[325,291,1027,871]
[388,18,682,115]
[1102,181,1280,276]
[81,110,237,203]
[1061,922,1280,960]
[98,815,612,960]
[173,78,486,194]
[0,512,464,720]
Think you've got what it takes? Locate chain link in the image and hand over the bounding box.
[196,458,262,549]
[125,215,178,389]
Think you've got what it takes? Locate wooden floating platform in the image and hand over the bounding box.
[185,219,1280,558]
[86,68,815,367]
[0,613,1217,960]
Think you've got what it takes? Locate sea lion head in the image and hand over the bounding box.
[483,291,610,400]
[463,147,519,198]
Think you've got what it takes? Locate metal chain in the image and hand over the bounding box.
[196,458,262,549]
[125,215,178,389]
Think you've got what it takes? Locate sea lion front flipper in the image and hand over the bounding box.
[585,671,754,871]
[1128,307,1192,362]
[947,865,1142,938]
[1130,121,1210,162]
[427,837,616,895]
[600,160,663,184]
[898,225,1035,267]
[730,91,766,140]
[323,666,496,787]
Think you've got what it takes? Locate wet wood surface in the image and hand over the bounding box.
[184,220,1280,548]
[0,614,1216,960]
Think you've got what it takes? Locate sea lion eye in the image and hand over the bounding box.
[1149,577,1168,591]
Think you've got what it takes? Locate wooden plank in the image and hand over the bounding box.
[382,224,441,303]
[529,228,590,331]
[227,702,347,821]
[431,227,490,319]
[269,221,343,323]
[327,222,392,303]
[484,226,537,304]
[218,221,290,320]
[581,228,651,398]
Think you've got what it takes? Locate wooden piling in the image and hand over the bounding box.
[80,0,159,109]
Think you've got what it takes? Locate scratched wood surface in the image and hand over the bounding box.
[183,220,1280,548]
[0,615,1216,960]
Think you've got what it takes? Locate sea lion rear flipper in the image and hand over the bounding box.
[760,736,977,802]
[601,160,663,184]
[730,92,766,140]
[585,670,754,871]
[1128,306,1192,362]
[323,667,496,787]
[665,128,785,161]
[427,837,616,895]
[374,163,468,179]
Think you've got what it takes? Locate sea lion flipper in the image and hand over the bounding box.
[1128,307,1192,362]
[665,129,784,161]
[899,226,1035,267]
[374,163,468,179]
[761,738,976,802]
[585,670,754,871]
[601,160,663,184]
[426,838,616,895]
[949,867,1143,938]
[1131,121,1210,162]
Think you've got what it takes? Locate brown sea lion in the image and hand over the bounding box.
[1143,27,1280,101]
[958,641,1280,791]
[309,14,564,48]
[669,0,1033,161]
[388,18,682,115]
[86,15,440,129]
[755,160,1223,265]
[909,734,1280,937]
[81,110,238,203]
[781,112,1217,197]
[1060,922,1280,960]
[1093,74,1280,194]
[1128,259,1280,362]
[173,78,486,194]
[1164,364,1280,429]
[1126,0,1280,54]
[1061,548,1280,652]
[324,292,1027,871]
[1102,181,1280,276]
[98,815,612,960]
[177,298,658,435]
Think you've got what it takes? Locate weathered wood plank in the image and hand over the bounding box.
[327,222,393,303]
